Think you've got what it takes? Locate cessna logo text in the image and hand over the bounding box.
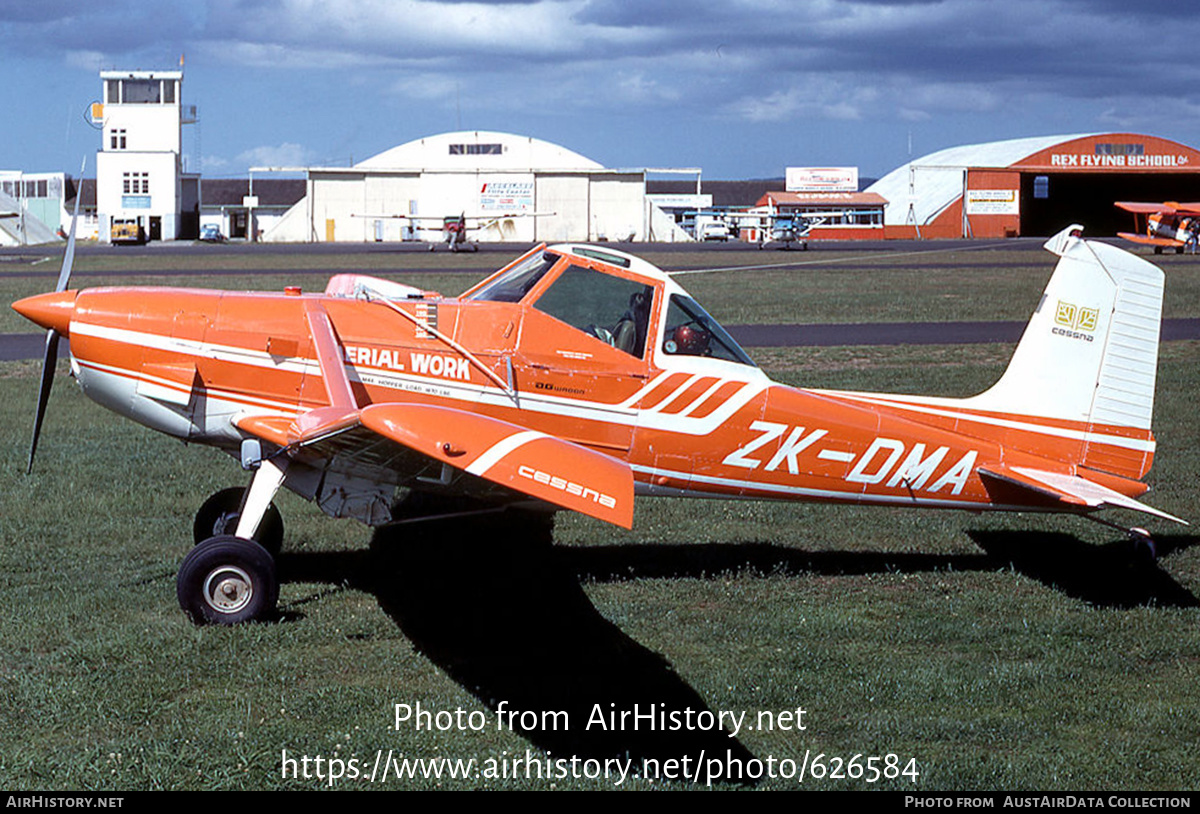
[517,465,618,509]
[1053,301,1098,342]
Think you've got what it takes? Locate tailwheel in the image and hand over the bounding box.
[1128,527,1158,564]
[177,535,279,625]
[193,487,284,557]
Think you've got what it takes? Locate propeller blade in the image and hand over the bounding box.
[27,157,84,473]
[55,158,85,293]
[28,330,61,474]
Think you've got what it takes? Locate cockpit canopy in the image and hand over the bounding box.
[464,245,756,367]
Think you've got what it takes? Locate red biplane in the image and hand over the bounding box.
[1115,201,1200,254]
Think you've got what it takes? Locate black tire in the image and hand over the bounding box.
[193,487,284,556]
[177,535,279,625]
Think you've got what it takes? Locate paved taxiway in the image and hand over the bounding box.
[5,239,1199,360]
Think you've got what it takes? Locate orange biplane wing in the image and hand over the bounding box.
[1115,232,1185,248]
[1115,201,1200,216]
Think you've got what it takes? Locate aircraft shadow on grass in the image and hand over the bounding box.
[276,507,757,777]
[964,530,1199,609]
[561,529,1199,610]
[272,512,1198,773]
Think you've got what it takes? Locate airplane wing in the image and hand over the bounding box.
[1115,201,1200,216]
[463,211,555,225]
[1115,202,1171,214]
[351,214,450,222]
[352,212,554,222]
[236,404,634,527]
[1116,232,1182,247]
[232,301,632,526]
[977,465,1185,524]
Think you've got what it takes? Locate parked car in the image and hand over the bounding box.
[199,224,227,243]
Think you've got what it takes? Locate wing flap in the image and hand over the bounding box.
[979,465,1185,525]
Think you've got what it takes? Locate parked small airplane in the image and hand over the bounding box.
[755,212,825,250]
[354,211,555,252]
[1115,201,1200,254]
[691,209,840,249]
[14,222,1183,625]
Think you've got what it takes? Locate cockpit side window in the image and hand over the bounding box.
[532,264,654,359]
[465,250,560,302]
[662,294,757,366]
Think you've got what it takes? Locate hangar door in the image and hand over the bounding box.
[535,174,589,241]
[1020,172,1200,237]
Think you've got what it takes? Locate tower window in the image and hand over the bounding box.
[122,172,149,195]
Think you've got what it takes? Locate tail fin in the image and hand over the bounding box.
[963,225,1164,479]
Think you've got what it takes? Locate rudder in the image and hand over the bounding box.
[962,225,1164,479]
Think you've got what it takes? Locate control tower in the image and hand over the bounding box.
[94,69,199,242]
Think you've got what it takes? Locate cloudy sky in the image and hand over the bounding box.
[3,0,1199,180]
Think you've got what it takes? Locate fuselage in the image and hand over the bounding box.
[1148,212,1199,244]
[23,246,1153,521]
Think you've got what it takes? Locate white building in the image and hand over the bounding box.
[95,69,199,242]
[259,131,695,243]
[1,172,67,245]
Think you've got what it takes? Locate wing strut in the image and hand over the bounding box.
[304,301,357,409]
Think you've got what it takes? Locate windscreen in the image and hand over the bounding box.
[661,294,756,366]
[466,250,560,303]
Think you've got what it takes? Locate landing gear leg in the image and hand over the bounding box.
[1083,516,1159,564]
[177,457,289,625]
[235,457,289,542]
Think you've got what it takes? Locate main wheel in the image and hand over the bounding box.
[177,536,279,625]
[193,487,284,556]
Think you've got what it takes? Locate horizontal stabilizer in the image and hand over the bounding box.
[978,465,1185,525]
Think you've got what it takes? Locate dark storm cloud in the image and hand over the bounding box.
[5,0,1200,164]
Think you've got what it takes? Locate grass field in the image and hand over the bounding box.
[1,241,1198,791]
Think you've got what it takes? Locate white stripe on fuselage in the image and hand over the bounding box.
[68,320,768,437]
[819,390,1155,454]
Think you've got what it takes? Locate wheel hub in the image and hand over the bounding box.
[202,566,254,613]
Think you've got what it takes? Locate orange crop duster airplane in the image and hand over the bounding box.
[13,222,1184,625]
